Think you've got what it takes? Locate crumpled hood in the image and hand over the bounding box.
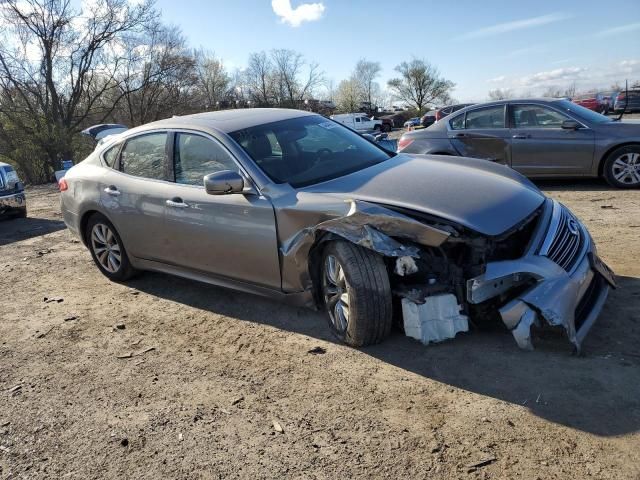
[303,154,545,236]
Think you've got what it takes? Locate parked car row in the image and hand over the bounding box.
[398,98,640,188]
[59,108,614,354]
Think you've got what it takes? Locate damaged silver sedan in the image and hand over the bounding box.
[60,109,615,352]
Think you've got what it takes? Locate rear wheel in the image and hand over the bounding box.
[86,213,137,281]
[603,146,640,189]
[14,207,27,219]
[321,241,392,347]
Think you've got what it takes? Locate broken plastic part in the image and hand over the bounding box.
[395,256,419,276]
[402,294,469,345]
[280,200,451,293]
[510,308,538,350]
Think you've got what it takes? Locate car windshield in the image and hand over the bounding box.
[554,99,613,124]
[229,115,393,188]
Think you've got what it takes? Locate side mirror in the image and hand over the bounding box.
[204,170,244,195]
[561,119,581,130]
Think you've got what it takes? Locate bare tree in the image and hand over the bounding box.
[334,78,360,113]
[0,0,155,177]
[117,23,197,126]
[354,59,381,108]
[270,49,323,107]
[195,50,231,110]
[488,88,513,100]
[245,51,273,106]
[387,59,454,113]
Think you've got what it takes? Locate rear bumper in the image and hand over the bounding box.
[0,191,26,216]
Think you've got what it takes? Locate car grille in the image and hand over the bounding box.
[540,203,585,272]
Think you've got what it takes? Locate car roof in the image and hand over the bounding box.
[0,161,11,168]
[131,108,317,135]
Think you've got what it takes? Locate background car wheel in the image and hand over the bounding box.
[86,213,136,281]
[321,241,392,347]
[14,207,27,218]
[603,146,640,189]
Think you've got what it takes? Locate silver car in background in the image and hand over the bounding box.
[398,99,640,188]
[60,109,615,352]
[0,161,27,219]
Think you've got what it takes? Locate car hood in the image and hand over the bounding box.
[302,154,545,236]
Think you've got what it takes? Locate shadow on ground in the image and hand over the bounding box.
[534,178,617,192]
[0,216,66,246]
[129,271,640,438]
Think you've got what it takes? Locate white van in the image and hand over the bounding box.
[330,113,383,132]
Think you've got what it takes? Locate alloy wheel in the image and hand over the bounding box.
[323,255,350,333]
[91,223,122,273]
[611,152,640,185]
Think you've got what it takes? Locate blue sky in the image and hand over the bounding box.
[154,0,640,102]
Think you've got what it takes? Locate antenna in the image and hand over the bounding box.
[616,80,628,122]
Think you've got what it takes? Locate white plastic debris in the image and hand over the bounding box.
[394,256,419,276]
[401,294,469,345]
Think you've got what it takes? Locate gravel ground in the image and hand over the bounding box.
[0,181,639,479]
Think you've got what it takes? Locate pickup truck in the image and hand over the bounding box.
[330,113,384,132]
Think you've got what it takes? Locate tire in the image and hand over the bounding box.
[374,124,382,132]
[85,213,137,281]
[320,241,392,347]
[14,207,27,219]
[383,124,392,132]
[602,145,640,189]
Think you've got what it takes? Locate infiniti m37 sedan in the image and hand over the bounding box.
[60,109,615,351]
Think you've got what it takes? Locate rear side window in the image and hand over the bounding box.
[465,106,505,129]
[174,133,238,186]
[103,144,121,169]
[121,133,168,180]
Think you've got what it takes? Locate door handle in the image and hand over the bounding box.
[104,186,120,196]
[512,134,531,139]
[166,198,189,209]
[453,133,467,138]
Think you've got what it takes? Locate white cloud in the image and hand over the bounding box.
[520,67,586,86]
[596,22,640,37]
[459,13,570,40]
[271,0,325,27]
[487,76,505,83]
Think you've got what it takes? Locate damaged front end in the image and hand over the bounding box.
[280,197,614,352]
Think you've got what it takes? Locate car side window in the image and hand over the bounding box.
[449,114,465,130]
[513,105,568,128]
[121,133,168,180]
[465,106,505,129]
[103,144,121,169]
[174,133,238,186]
[355,117,361,123]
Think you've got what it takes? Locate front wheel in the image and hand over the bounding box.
[321,241,392,347]
[86,213,137,281]
[603,146,640,188]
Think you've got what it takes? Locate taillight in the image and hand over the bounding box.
[58,178,68,192]
[397,137,414,152]
[617,93,626,101]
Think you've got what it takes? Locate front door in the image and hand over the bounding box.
[448,105,511,164]
[162,131,281,289]
[509,103,595,176]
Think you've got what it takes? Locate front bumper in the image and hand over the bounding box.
[468,200,614,352]
[0,191,26,216]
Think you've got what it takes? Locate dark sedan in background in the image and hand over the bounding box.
[614,88,640,113]
[398,98,640,188]
[0,161,27,219]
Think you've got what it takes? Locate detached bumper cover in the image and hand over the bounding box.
[0,191,26,215]
[468,199,614,351]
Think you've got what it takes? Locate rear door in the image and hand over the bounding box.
[509,103,595,176]
[447,105,511,164]
[162,131,281,289]
[99,131,171,262]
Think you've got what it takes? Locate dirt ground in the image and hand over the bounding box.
[1,181,639,479]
